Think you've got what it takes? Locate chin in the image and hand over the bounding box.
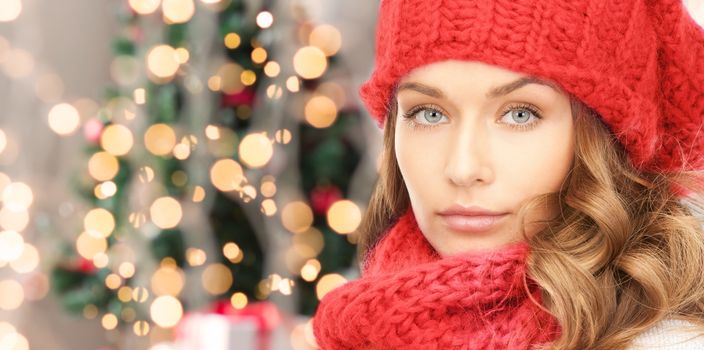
[431,227,518,257]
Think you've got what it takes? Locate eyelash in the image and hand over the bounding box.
[400,103,544,132]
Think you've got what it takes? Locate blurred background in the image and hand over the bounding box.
[0,1,701,349]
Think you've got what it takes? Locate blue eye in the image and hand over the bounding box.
[499,104,543,131]
[416,108,446,124]
[400,104,448,130]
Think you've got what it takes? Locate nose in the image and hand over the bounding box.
[444,120,493,187]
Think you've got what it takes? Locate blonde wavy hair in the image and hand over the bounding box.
[356,94,704,349]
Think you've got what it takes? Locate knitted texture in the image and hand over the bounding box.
[358,0,704,173]
[312,207,561,349]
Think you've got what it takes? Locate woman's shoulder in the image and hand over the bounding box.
[630,318,704,349]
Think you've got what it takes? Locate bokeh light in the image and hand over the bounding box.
[309,24,342,57]
[0,331,29,350]
[128,0,161,15]
[224,33,241,49]
[151,264,184,296]
[76,232,108,260]
[260,199,277,216]
[175,47,189,64]
[0,0,22,22]
[223,242,243,263]
[315,273,347,300]
[1,182,33,211]
[146,45,180,80]
[230,292,248,309]
[0,230,24,262]
[239,132,273,168]
[251,47,267,64]
[134,320,150,336]
[162,0,195,24]
[105,273,122,290]
[281,201,313,234]
[119,262,136,278]
[300,259,321,282]
[101,313,118,330]
[326,200,361,234]
[209,158,244,192]
[240,69,256,86]
[192,186,206,202]
[256,11,273,29]
[47,103,80,136]
[88,152,120,181]
[0,207,27,232]
[144,123,177,156]
[101,124,134,156]
[9,243,39,273]
[0,279,24,310]
[149,196,182,229]
[263,61,280,77]
[201,263,233,295]
[304,95,337,128]
[132,286,149,303]
[293,46,327,79]
[186,248,206,266]
[84,208,116,239]
[286,76,300,92]
[150,295,183,328]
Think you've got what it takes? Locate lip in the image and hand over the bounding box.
[437,204,509,233]
[437,204,508,217]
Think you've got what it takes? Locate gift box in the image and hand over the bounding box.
[173,300,283,350]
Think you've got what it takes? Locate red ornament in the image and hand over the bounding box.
[221,88,256,108]
[310,184,342,216]
[76,257,97,273]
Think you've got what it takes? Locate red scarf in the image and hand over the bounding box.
[312,207,561,349]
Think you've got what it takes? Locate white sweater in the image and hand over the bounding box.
[630,318,704,349]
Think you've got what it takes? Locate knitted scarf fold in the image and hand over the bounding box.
[312,207,561,349]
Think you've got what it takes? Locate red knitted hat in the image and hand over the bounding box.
[359,0,704,173]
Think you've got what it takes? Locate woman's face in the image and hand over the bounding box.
[394,60,575,256]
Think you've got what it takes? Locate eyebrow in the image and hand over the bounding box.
[396,76,561,100]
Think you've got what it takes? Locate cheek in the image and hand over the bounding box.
[395,129,446,202]
[497,124,574,196]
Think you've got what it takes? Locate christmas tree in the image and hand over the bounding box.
[49,0,369,348]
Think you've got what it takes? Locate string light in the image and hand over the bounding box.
[2,0,364,341]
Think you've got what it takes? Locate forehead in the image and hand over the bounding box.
[395,60,564,101]
[399,60,521,82]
